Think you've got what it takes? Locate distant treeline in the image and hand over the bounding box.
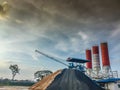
[0,79,35,86]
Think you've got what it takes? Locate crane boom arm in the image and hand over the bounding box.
[35,50,68,67]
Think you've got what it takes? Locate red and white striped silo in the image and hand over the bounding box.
[86,49,92,69]
[86,49,92,76]
[100,42,110,66]
[100,42,110,74]
[92,45,101,74]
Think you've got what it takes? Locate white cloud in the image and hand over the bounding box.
[55,41,69,52]
[111,24,120,37]
[110,43,120,55]
[78,31,88,40]
[15,19,24,24]
[0,61,8,68]
[70,38,82,52]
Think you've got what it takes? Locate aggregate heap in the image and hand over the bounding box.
[30,69,104,90]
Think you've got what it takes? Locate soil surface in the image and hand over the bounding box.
[0,86,29,90]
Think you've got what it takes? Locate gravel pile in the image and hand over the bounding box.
[30,69,104,90]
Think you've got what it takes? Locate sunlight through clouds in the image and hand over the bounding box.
[0,0,120,79]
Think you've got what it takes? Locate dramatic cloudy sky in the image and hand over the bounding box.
[0,0,120,80]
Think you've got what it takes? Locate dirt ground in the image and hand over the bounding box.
[0,86,29,90]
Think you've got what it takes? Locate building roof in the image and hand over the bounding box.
[66,57,90,63]
[97,78,120,83]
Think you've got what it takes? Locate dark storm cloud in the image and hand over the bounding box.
[1,0,120,79]
[1,0,119,48]
[3,0,120,54]
[6,0,120,27]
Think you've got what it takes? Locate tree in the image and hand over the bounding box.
[9,64,20,80]
[34,70,52,81]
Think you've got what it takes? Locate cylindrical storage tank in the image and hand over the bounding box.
[100,42,110,75]
[86,49,92,69]
[92,46,100,72]
[100,42,110,67]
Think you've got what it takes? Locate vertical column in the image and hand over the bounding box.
[100,42,110,75]
[86,49,92,76]
[86,49,92,69]
[92,46,100,75]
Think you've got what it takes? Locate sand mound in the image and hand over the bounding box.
[30,70,61,90]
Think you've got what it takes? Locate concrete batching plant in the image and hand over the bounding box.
[86,42,118,79]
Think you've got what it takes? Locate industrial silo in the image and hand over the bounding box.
[86,49,92,76]
[92,45,101,75]
[100,42,110,75]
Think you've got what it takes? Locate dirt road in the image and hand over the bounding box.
[0,86,29,90]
